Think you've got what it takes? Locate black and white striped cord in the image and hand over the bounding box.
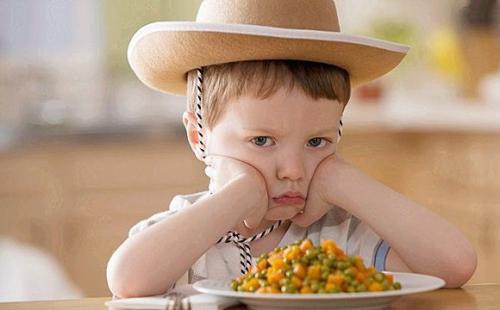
[216,220,283,274]
[195,68,207,159]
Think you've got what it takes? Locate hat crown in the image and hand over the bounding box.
[196,0,341,32]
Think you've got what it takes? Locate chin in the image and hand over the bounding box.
[264,205,303,221]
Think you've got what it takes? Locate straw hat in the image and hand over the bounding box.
[128,0,410,96]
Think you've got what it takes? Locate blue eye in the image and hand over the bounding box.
[307,138,327,148]
[252,136,274,147]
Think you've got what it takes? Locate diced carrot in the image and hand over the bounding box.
[355,272,366,282]
[270,285,281,293]
[369,282,383,292]
[256,287,267,293]
[267,270,284,285]
[269,257,285,269]
[257,259,268,271]
[293,263,306,279]
[307,265,321,280]
[300,285,313,294]
[325,283,338,292]
[327,273,345,285]
[321,239,337,255]
[300,239,313,253]
[385,273,394,285]
[291,276,303,288]
[284,245,301,260]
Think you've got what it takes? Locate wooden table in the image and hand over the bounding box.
[1,284,498,309]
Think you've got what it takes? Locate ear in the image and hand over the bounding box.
[182,111,205,161]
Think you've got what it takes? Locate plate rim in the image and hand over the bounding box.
[193,271,446,300]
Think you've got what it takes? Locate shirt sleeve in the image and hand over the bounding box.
[128,209,178,238]
[346,216,391,271]
[123,195,192,293]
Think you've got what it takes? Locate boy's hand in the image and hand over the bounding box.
[291,153,345,227]
[204,155,268,229]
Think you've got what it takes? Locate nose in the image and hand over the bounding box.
[276,151,305,182]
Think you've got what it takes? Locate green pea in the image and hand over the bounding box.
[320,265,330,274]
[280,278,291,286]
[393,282,402,290]
[300,256,310,265]
[373,272,385,283]
[258,270,267,279]
[327,258,336,268]
[344,274,354,283]
[382,280,390,290]
[348,256,357,265]
[356,284,367,292]
[285,270,294,278]
[347,286,356,293]
[344,267,356,278]
[317,253,326,261]
[282,285,297,294]
[326,284,341,293]
[230,280,239,290]
[321,271,330,280]
[310,281,320,292]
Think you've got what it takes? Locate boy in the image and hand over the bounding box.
[107,0,477,298]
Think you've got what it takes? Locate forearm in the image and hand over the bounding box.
[107,177,252,298]
[331,163,476,287]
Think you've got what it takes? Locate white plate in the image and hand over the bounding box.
[193,272,445,310]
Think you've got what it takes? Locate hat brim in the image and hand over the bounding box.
[128,22,410,96]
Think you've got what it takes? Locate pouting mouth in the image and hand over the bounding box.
[273,191,305,199]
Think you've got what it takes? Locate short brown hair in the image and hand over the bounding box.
[186,60,350,129]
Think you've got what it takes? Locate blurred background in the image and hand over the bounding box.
[0,0,499,302]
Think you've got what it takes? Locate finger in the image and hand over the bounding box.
[244,204,267,229]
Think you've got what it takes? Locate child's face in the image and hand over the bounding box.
[205,85,344,221]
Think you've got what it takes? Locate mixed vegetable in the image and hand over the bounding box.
[230,239,402,294]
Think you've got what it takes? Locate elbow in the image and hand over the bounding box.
[442,244,478,288]
[106,251,174,298]
[106,252,131,298]
[106,251,143,298]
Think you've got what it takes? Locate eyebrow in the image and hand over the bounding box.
[241,127,338,137]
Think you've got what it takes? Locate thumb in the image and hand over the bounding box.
[244,202,268,229]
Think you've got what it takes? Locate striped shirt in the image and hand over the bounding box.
[128,191,391,288]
